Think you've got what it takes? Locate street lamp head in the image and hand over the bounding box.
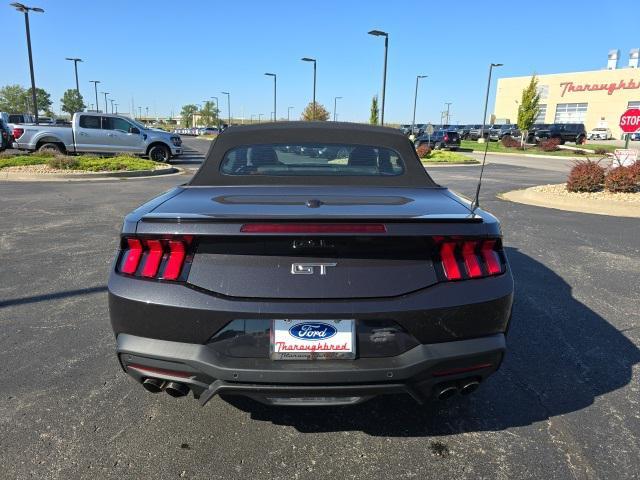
[221,91,229,95]
[11,3,44,12]
[65,57,82,62]
[417,75,427,79]
[90,80,100,84]
[301,57,315,63]
[264,72,275,77]
[491,63,504,67]
[368,29,388,37]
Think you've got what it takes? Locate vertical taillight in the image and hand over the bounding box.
[163,240,186,280]
[121,238,143,274]
[117,237,192,281]
[12,127,24,139]
[437,238,504,281]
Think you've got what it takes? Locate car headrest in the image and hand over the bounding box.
[348,146,378,167]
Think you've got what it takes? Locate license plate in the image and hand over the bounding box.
[270,319,355,360]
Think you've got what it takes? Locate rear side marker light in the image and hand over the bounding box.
[240,223,387,234]
[117,237,191,282]
[121,238,142,274]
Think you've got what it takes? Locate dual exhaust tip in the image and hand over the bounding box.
[142,378,190,397]
[436,379,481,400]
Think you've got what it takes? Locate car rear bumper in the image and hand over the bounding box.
[117,332,506,405]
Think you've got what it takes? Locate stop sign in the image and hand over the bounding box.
[619,108,640,133]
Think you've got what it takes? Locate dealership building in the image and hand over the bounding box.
[493,49,640,138]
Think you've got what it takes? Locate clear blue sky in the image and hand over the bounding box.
[2,0,640,123]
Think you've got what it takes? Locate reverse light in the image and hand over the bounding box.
[117,236,192,281]
[240,223,387,234]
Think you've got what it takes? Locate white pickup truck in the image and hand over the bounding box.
[11,112,182,162]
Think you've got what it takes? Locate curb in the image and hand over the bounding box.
[0,166,184,182]
[499,186,640,218]
[468,151,584,161]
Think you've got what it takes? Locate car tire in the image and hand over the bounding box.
[148,144,171,162]
[576,135,586,145]
[38,142,63,154]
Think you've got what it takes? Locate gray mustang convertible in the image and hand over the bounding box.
[108,122,514,407]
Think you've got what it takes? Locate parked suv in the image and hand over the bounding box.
[0,118,11,151]
[415,129,461,150]
[490,124,520,141]
[468,125,489,141]
[536,123,587,145]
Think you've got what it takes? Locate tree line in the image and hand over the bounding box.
[0,84,86,116]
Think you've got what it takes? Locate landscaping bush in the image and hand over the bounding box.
[538,138,560,152]
[501,135,520,148]
[604,166,637,193]
[416,144,432,158]
[574,149,586,155]
[566,159,605,192]
[594,148,608,156]
[628,161,640,184]
[47,155,79,170]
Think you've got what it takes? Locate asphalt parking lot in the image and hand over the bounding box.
[1,137,638,479]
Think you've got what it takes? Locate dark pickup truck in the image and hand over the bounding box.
[535,123,587,144]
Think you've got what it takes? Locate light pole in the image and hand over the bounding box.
[114,103,118,114]
[301,57,316,119]
[473,62,503,211]
[11,3,44,124]
[287,106,294,121]
[221,91,231,125]
[145,106,149,119]
[412,75,427,135]
[138,106,142,119]
[444,102,452,125]
[333,96,342,122]
[65,57,82,96]
[110,99,115,114]
[480,63,502,140]
[368,29,388,125]
[250,114,256,124]
[258,113,264,123]
[101,92,109,114]
[211,96,219,128]
[264,73,276,121]
[89,80,100,112]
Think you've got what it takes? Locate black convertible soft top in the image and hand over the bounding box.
[189,122,437,187]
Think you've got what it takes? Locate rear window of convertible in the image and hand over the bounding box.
[220,144,405,176]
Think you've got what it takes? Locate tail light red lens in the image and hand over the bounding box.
[240,223,387,234]
[444,134,449,142]
[12,127,24,139]
[437,238,504,281]
[117,237,192,281]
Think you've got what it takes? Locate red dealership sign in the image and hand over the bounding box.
[560,79,640,97]
[619,109,640,133]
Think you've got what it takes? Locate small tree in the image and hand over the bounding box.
[199,101,219,126]
[369,95,379,125]
[0,84,28,112]
[60,89,86,115]
[180,104,198,127]
[301,101,330,121]
[517,75,541,148]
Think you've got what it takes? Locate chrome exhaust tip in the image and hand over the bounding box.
[141,378,165,394]
[459,380,481,396]
[165,381,190,398]
[436,385,458,401]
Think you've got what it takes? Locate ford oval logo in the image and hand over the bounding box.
[288,322,337,341]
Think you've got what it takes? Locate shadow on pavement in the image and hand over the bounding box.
[0,285,107,308]
[222,247,639,436]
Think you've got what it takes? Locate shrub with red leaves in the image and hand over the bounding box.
[416,143,432,158]
[628,161,640,184]
[501,135,520,148]
[604,166,638,193]
[566,159,605,192]
[538,137,560,152]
